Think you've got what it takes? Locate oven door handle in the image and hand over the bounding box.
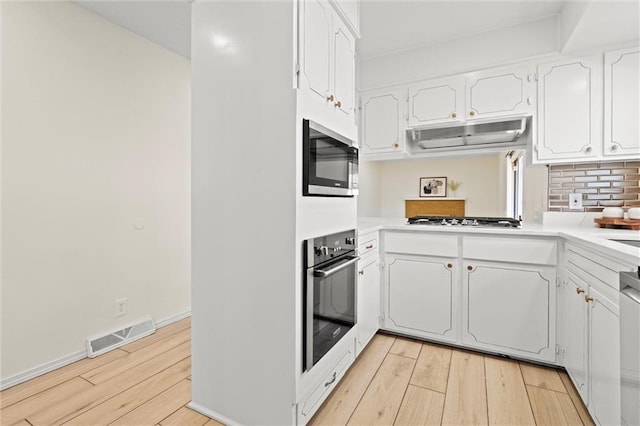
[313,256,360,278]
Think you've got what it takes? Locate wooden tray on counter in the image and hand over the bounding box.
[594,218,640,230]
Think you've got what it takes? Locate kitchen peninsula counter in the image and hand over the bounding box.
[358,216,640,265]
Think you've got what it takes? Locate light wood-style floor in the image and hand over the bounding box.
[0,318,594,425]
[312,334,595,426]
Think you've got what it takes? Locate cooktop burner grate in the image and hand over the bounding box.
[407,216,522,228]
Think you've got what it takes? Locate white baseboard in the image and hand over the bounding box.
[187,401,241,426]
[0,350,87,391]
[155,310,191,328]
[0,310,191,391]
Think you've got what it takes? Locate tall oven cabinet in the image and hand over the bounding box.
[190,1,358,425]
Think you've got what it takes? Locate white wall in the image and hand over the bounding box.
[1,2,191,383]
[374,155,503,217]
[358,154,548,221]
[357,160,382,216]
[359,15,558,91]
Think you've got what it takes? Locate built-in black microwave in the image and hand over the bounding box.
[302,119,358,197]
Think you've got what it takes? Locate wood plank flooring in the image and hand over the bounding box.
[0,318,219,426]
[312,334,595,426]
[1,320,594,426]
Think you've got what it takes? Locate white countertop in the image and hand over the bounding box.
[358,216,640,265]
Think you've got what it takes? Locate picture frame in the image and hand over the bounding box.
[419,177,447,198]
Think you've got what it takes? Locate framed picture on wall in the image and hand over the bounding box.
[419,177,447,198]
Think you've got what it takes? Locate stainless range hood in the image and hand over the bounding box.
[407,116,529,151]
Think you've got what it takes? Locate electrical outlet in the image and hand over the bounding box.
[115,298,128,317]
[569,193,583,210]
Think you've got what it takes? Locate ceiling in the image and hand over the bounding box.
[77,0,639,61]
[75,0,192,58]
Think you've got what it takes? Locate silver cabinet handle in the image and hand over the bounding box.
[325,372,337,387]
[313,256,360,278]
[584,146,592,153]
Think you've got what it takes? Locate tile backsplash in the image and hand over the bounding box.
[548,160,640,212]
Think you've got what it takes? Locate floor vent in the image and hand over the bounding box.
[86,317,156,358]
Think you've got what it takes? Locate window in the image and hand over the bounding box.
[506,150,524,219]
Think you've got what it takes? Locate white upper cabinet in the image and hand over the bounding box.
[408,76,465,126]
[299,0,356,123]
[360,88,405,155]
[604,47,640,157]
[300,0,331,101]
[330,0,359,36]
[465,66,535,120]
[535,56,603,163]
[331,17,355,119]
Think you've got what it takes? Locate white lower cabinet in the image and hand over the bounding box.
[462,261,557,362]
[564,271,589,402]
[297,345,355,424]
[563,243,632,425]
[356,256,380,355]
[588,286,620,426]
[384,255,457,343]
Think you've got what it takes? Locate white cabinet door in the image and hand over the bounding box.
[466,66,535,120]
[462,261,556,362]
[356,257,380,355]
[331,0,359,35]
[564,273,589,402]
[408,76,465,127]
[299,0,356,125]
[300,0,332,103]
[588,286,621,426]
[536,56,603,162]
[331,17,355,120]
[385,255,456,343]
[360,89,405,154]
[604,47,640,157]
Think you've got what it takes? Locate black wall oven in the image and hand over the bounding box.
[302,119,358,197]
[303,229,359,371]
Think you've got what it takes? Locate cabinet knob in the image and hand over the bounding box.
[365,244,374,249]
[526,97,532,106]
[611,144,619,151]
[451,112,457,118]
[585,295,594,303]
[326,94,334,102]
[358,270,364,275]
[393,143,399,149]
[584,146,592,153]
[469,110,476,116]
[447,263,453,269]
[335,100,342,108]
[576,287,585,295]
[467,265,473,271]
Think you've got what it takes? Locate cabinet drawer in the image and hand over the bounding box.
[359,236,378,257]
[385,232,458,257]
[463,236,557,265]
[297,348,354,423]
[566,245,630,292]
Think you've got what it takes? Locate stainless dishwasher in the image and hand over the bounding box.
[620,269,640,426]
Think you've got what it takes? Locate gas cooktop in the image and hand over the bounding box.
[407,216,522,228]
